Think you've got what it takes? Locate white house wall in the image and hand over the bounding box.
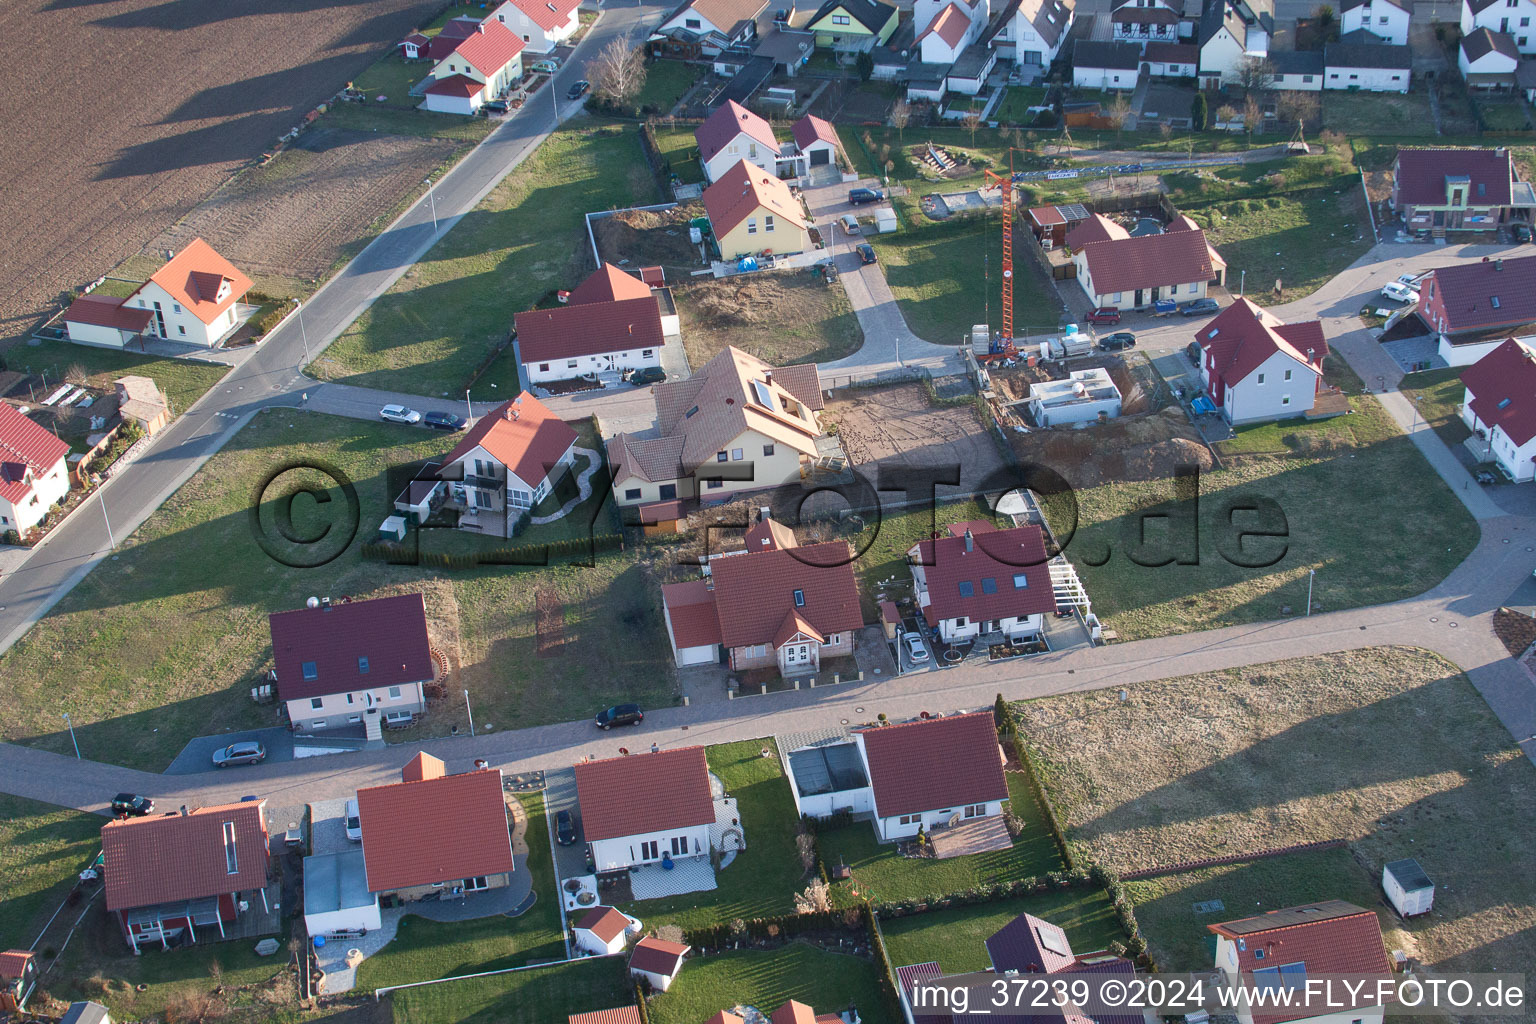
[492,2,579,52]
[129,281,237,347]
[522,345,662,383]
[1342,1,1409,44]
[1272,70,1323,90]
[873,799,1005,840]
[1072,65,1138,88]
[0,458,69,534]
[792,786,876,820]
[1220,350,1318,424]
[64,320,136,348]
[701,133,781,183]
[574,929,628,956]
[1462,0,1536,52]
[1325,64,1410,91]
[1461,391,1536,481]
[588,823,713,871]
[285,682,426,733]
[304,899,381,937]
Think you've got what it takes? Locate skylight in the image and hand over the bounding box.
[958,581,975,597]
[1498,397,1512,409]
[1013,573,1029,588]
[685,405,700,419]
[981,577,998,594]
[302,661,318,681]
[1492,296,1501,308]
[751,379,776,409]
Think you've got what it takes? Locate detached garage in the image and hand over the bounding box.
[660,579,722,667]
[62,294,153,348]
[303,851,381,937]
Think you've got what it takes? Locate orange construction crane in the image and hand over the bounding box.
[983,167,1014,346]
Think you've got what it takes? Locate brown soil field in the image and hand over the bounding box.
[1014,647,1536,989]
[0,0,441,342]
[676,272,863,368]
[823,382,1006,497]
[594,201,706,274]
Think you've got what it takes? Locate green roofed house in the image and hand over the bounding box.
[805,0,899,51]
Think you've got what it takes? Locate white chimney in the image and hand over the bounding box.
[964,529,974,552]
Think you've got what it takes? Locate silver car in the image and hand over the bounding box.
[903,632,930,663]
[380,404,421,424]
[345,798,362,842]
[212,740,266,767]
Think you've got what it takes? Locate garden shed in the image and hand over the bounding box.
[1382,858,1434,918]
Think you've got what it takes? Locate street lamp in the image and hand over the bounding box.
[62,713,80,759]
[465,389,474,427]
[100,490,115,552]
[464,688,476,737]
[1239,269,1246,297]
[424,178,439,233]
[294,299,310,365]
[1306,568,1315,617]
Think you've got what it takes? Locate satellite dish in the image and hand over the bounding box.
[306,596,321,609]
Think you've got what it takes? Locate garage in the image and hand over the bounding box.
[303,850,380,937]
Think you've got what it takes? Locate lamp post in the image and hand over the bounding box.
[1306,568,1315,617]
[464,688,476,737]
[425,178,439,233]
[100,491,115,552]
[62,713,80,759]
[295,300,310,365]
[465,389,474,427]
[1239,269,1246,297]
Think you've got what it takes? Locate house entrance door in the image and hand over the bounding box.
[1134,289,1145,307]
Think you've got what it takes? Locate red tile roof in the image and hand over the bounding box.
[1030,206,1066,227]
[791,114,840,152]
[880,599,901,625]
[1424,253,1536,333]
[1078,229,1216,296]
[138,238,251,326]
[895,962,952,1024]
[638,499,686,524]
[857,712,1008,818]
[705,1013,747,1024]
[1196,298,1327,387]
[575,905,632,943]
[516,296,663,364]
[1145,41,1197,62]
[570,263,654,305]
[0,403,69,507]
[575,746,714,841]
[629,936,690,976]
[696,100,780,166]
[1064,213,1128,251]
[708,540,863,650]
[101,801,270,912]
[702,159,807,239]
[771,1001,817,1024]
[986,911,1079,973]
[744,517,796,550]
[917,3,971,48]
[0,950,34,979]
[1461,337,1536,445]
[356,767,513,892]
[1209,901,1391,1024]
[909,524,1056,623]
[445,392,578,489]
[428,17,483,60]
[425,74,486,98]
[269,593,433,702]
[1394,147,1514,207]
[505,0,582,33]
[448,18,526,77]
[568,1008,643,1024]
[773,608,824,647]
[63,294,154,333]
[661,580,723,648]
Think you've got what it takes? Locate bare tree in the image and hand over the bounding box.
[793,878,833,914]
[1160,121,1173,143]
[1109,93,1133,135]
[1234,56,1275,95]
[590,39,646,104]
[1276,90,1320,129]
[1242,93,1263,135]
[890,98,911,142]
[962,108,982,147]
[1215,103,1240,130]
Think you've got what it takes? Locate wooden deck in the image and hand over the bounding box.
[928,815,1012,859]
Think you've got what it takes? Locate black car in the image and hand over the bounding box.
[594,703,644,730]
[628,366,666,386]
[1179,298,1221,317]
[568,80,590,100]
[111,793,155,818]
[1098,332,1136,351]
[848,187,885,205]
[1514,223,1532,242]
[1186,340,1205,365]
[423,410,468,431]
[556,809,578,846]
[483,100,508,114]
[856,243,877,265]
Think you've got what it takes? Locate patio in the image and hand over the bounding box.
[629,855,717,900]
[927,816,1012,859]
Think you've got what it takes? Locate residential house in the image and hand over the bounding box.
[856,711,1009,841]
[123,238,252,348]
[629,936,690,991]
[895,962,947,1024]
[114,376,170,436]
[62,294,154,348]
[805,0,900,51]
[650,0,770,58]
[489,0,581,53]
[1029,368,1123,426]
[570,1009,643,1024]
[1111,0,1182,45]
[516,264,668,385]
[660,521,863,673]
[606,348,834,507]
[575,746,716,871]
[1197,0,1272,87]
[1268,48,1324,89]
[425,16,488,61]
[1460,27,1521,85]
[1065,211,1128,250]
[787,114,846,177]
[101,800,271,953]
[422,18,526,115]
[908,521,1055,643]
[434,392,579,537]
[1209,901,1392,1024]
[1322,38,1411,90]
[355,753,514,902]
[1341,0,1409,44]
[1072,40,1142,87]
[1459,337,1536,480]
[696,100,782,182]
[0,950,37,1012]
[573,905,639,955]
[702,159,811,259]
[1194,297,1330,424]
[1392,147,1531,237]
[269,593,433,736]
[918,3,983,64]
[1462,0,1536,53]
[1072,221,1224,309]
[990,0,1075,72]
[0,402,70,536]
[1418,253,1536,362]
[1145,40,1198,75]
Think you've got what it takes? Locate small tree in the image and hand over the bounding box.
[1215,103,1239,130]
[1276,90,1320,129]
[65,363,89,387]
[590,39,646,105]
[1160,121,1173,143]
[1234,55,1274,95]
[1242,93,1263,139]
[962,108,982,146]
[1191,92,1209,131]
[794,878,833,914]
[856,51,874,82]
[656,924,685,944]
[1316,3,1335,27]
[890,98,911,141]
[1109,93,1133,136]
[795,831,817,872]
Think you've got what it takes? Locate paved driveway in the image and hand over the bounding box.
[164,725,293,776]
[543,767,588,882]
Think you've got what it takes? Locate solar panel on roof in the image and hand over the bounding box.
[1037,925,1069,957]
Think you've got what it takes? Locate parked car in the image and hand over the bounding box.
[1396,273,1423,288]
[482,100,508,114]
[380,404,421,424]
[856,242,877,265]
[423,410,468,431]
[627,366,666,386]
[903,632,930,664]
[568,80,590,100]
[1179,298,1221,317]
[1085,307,1120,325]
[212,741,266,767]
[345,798,362,842]
[1381,280,1418,303]
[556,809,577,846]
[594,703,644,730]
[848,187,885,205]
[1513,223,1532,242]
[1099,332,1136,351]
[839,214,861,234]
[531,59,560,73]
[1187,340,1205,365]
[111,793,155,818]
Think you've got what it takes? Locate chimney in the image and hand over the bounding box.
[477,21,485,32]
[1496,258,1504,272]
[964,529,974,552]
[321,596,331,611]
[179,805,189,817]
[764,371,773,387]
[403,752,447,783]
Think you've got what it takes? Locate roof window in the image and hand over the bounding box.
[981,577,998,594]
[685,405,700,419]
[1492,296,1501,308]
[958,581,975,597]
[1498,397,1512,409]
[302,661,318,681]
[793,589,805,607]
[1013,573,1029,588]
[358,656,370,674]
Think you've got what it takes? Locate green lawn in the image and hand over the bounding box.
[624,740,807,931]
[0,795,102,951]
[1479,98,1534,132]
[11,340,229,419]
[1161,153,1356,207]
[358,794,564,990]
[647,943,885,1024]
[634,61,703,114]
[312,121,659,396]
[351,55,425,108]
[651,124,704,184]
[1187,189,1372,304]
[879,888,1124,974]
[1400,366,1472,452]
[392,957,633,1024]
[1053,395,1479,640]
[993,87,1050,126]
[324,96,496,144]
[1127,846,1408,971]
[842,498,993,616]
[1323,91,1438,136]
[0,410,673,769]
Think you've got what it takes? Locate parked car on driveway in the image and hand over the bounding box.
[1187,340,1205,365]
[856,243,877,264]
[380,404,421,424]
[531,59,559,73]
[111,793,155,818]
[423,410,467,431]
[594,703,644,730]
[1513,223,1532,242]
[1085,307,1120,325]
[1099,332,1136,351]
[903,631,930,663]
[1178,298,1221,317]
[1381,280,1418,303]
[212,741,266,767]
[568,80,590,100]
[627,366,666,386]
[848,187,885,205]
[345,798,362,842]
[556,809,577,846]
[839,214,861,234]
